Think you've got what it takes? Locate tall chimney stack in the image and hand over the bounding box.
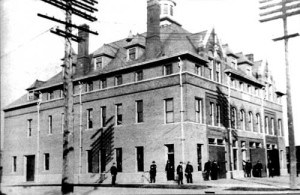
[77,24,90,75]
[146,0,161,60]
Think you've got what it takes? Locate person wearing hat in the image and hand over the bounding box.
[176,161,184,185]
[150,161,157,183]
[185,161,193,183]
[110,162,118,185]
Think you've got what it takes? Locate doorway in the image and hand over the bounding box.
[26,155,35,182]
[165,144,175,180]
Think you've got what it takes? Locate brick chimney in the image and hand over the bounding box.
[146,0,161,60]
[77,24,90,75]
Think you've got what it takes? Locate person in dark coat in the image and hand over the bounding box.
[177,161,184,185]
[149,161,157,183]
[245,160,252,177]
[210,160,219,180]
[165,159,174,180]
[255,160,263,177]
[204,160,211,181]
[185,161,193,183]
[110,162,118,185]
[268,160,274,177]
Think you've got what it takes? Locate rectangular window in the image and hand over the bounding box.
[210,102,215,125]
[265,116,269,134]
[116,104,123,125]
[48,91,54,100]
[239,82,244,91]
[278,119,283,136]
[87,109,93,129]
[59,89,63,98]
[87,150,99,173]
[197,144,202,171]
[101,149,106,173]
[44,153,50,171]
[216,104,221,126]
[101,78,107,89]
[195,98,203,123]
[116,148,122,172]
[12,156,17,172]
[216,62,221,83]
[208,138,216,145]
[165,98,174,123]
[233,149,238,170]
[209,59,213,80]
[101,106,106,127]
[136,100,143,123]
[195,64,202,76]
[231,78,235,88]
[136,146,144,172]
[128,48,136,61]
[271,118,274,135]
[135,70,143,81]
[48,115,53,134]
[170,5,173,16]
[164,64,173,75]
[86,81,93,92]
[95,57,102,69]
[115,75,123,86]
[27,119,32,137]
[163,4,168,14]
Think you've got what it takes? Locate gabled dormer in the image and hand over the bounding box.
[236,52,254,76]
[223,44,238,69]
[124,34,146,62]
[92,44,117,71]
[26,79,45,101]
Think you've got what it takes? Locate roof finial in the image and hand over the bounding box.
[126,30,133,42]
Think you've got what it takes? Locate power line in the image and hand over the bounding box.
[0,27,57,59]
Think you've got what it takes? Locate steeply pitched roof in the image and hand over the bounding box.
[236,52,254,65]
[26,79,45,90]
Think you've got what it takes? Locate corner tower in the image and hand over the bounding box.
[159,0,181,26]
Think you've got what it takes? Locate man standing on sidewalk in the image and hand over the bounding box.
[177,161,184,185]
[150,161,157,183]
[110,163,118,185]
[185,161,193,183]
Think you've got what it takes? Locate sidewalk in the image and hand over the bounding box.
[1,175,300,195]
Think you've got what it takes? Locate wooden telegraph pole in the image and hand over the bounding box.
[38,0,98,194]
[259,0,299,189]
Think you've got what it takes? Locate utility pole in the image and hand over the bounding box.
[38,0,98,194]
[259,0,299,189]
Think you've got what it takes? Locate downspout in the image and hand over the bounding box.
[227,73,233,179]
[36,94,42,182]
[178,57,185,163]
[78,82,83,183]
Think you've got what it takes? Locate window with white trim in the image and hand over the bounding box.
[48,115,53,134]
[136,100,143,123]
[128,48,136,61]
[240,110,246,130]
[12,156,17,172]
[95,56,102,69]
[27,119,32,137]
[165,98,174,123]
[116,104,123,126]
[87,108,93,129]
[44,153,50,171]
[195,98,203,123]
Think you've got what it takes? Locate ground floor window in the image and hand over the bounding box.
[116,148,122,172]
[233,149,238,170]
[197,144,202,171]
[44,153,50,171]
[87,150,99,173]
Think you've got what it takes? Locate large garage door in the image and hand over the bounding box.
[268,149,280,176]
[209,146,226,179]
[250,148,267,177]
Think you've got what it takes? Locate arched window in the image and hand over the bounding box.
[256,113,261,133]
[249,112,254,132]
[240,110,246,130]
[231,107,237,129]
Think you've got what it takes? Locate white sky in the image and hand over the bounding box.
[1,0,300,145]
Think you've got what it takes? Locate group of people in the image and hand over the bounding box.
[203,160,219,180]
[243,160,275,178]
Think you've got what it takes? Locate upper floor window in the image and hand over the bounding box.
[136,100,144,123]
[48,90,54,100]
[135,70,143,81]
[115,75,123,86]
[128,48,136,61]
[95,57,102,69]
[116,104,123,125]
[256,113,261,133]
[165,98,174,123]
[48,115,53,134]
[87,108,93,129]
[239,81,244,91]
[27,119,32,137]
[231,78,235,88]
[231,107,237,129]
[101,106,107,127]
[170,5,173,16]
[44,153,50,171]
[12,156,17,172]
[265,116,269,134]
[86,81,93,92]
[164,64,173,75]
[195,98,203,123]
[240,110,246,130]
[271,118,275,135]
[278,119,283,136]
[216,104,221,126]
[163,4,168,14]
[249,112,254,132]
[101,78,107,89]
[209,102,215,126]
[216,62,221,83]
[195,64,203,77]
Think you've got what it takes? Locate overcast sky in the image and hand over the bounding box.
[1,0,300,144]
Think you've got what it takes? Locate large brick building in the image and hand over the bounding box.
[2,0,287,184]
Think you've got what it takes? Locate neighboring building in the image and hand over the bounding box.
[2,0,286,184]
